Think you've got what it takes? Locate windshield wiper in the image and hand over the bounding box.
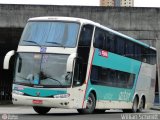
[44,77,63,86]
[40,72,63,86]
[46,41,65,48]
[16,75,32,84]
[23,40,42,47]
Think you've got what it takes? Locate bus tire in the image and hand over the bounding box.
[132,97,138,113]
[33,106,51,114]
[123,97,138,113]
[77,93,96,114]
[138,97,145,112]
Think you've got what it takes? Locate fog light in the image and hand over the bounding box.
[12,90,24,95]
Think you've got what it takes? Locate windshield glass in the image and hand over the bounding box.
[14,53,72,87]
[19,21,80,48]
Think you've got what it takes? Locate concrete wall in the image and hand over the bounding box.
[0,4,159,103]
[0,5,160,46]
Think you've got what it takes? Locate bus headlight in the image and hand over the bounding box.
[12,90,24,95]
[54,94,70,98]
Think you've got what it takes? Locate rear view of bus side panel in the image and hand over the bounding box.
[135,63,156,109]
[86,48,141,109]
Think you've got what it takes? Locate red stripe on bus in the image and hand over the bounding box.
[82,49,95,108]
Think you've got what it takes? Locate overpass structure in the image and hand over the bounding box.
[0,4,159,104]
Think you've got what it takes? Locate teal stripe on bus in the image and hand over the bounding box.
[92,49,141,74]
[87,82,134,101]
[13,84,67,97]
[86,48,142,102]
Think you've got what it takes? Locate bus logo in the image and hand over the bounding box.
[99,50,108,58]
[36,92,40,97]
[40,47,47,53]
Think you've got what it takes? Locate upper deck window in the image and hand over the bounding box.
[19,21,80,48]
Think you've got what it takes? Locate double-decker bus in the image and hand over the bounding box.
[3,17,156,114]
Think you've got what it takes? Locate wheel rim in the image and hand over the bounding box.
[139,99,144,111]
[133,98,138,112]
[86,96,93,109]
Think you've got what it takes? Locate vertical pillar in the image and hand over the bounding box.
[156,40,160,104]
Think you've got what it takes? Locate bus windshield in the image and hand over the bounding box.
[14,53,72,87]
[19,21,80,48]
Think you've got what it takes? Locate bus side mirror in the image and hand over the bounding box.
[3,50,15,69]
[66,53,77,72]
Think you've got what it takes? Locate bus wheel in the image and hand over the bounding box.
[77,93,96,114]
[138,98,144,112]
[33,106,51,114]
[123,97,138,113]
[132,97,138,113]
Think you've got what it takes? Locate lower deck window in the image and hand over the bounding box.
[90,65,135,89]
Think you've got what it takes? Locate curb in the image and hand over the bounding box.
[151,107,160,111]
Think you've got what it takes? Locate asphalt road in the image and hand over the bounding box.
[0,105,159,120]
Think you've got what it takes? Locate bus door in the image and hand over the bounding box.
[70,24,94,108]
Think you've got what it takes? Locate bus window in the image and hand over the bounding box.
[100,67,108,83]
[135,44,141,61]
[117,72,126,88]
[125,41,135,58]
[106,32,116,53]
[110,69,117,87]
[79,25,93,46]
[90,66,99,84]
[116,36,125,55]
[90,65,135,89]
[127,74,135,88]
[20,22,79,48]
[94,28,105,49]
[73,58,83,86]
[141,47,148,63]
[77,25,94,85]
[146,48,151,63]
[150,50,156,64]
[105,36,110,51]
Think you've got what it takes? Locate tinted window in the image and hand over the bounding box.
[125,41,135,58]
[106,32,116,52]
[93,27,156,65]
[79,25,94,46]
[94,28,116,52]
[116,36,125,55]
[134,44,142,61]
[94,28,105,49]
[77,25,94,86]
[90,65,135,89]
[141,47,148,63]
[20,21,80,48]
[150,50,156,64]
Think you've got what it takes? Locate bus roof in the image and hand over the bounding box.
[97,24,156,51]
[28,16,156,51]
[28,16,97,25]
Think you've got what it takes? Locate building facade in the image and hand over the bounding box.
[115,0,121,6]
[100,0,134,7]
[121,0,134,7]
[100,0,115,6]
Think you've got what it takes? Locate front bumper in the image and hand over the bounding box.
[12,93,72,108]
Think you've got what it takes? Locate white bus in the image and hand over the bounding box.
[4,16,156,114]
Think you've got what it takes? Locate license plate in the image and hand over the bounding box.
[32,100,43,104]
